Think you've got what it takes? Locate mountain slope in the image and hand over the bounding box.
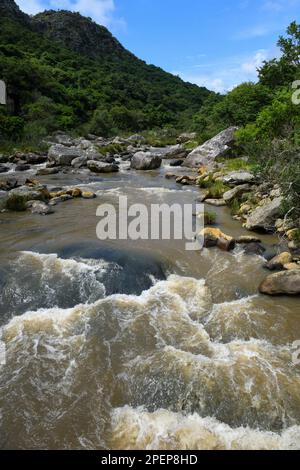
[0,0,214,142]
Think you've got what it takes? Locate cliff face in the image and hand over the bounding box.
[32,10,133,60]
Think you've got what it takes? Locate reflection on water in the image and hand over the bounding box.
[0,164,300,449]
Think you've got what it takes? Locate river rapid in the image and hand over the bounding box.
[0,158,300,450]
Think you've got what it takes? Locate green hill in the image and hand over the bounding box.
[0,0,213,144]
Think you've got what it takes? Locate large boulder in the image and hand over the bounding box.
[222,172,255,185]
[223,184,251,203]
[48,144,82,166]
[183,127,238,168]
[162,144,188,160]
[259,271,300,296]
[87,160,119,173]
[6,185,50,211]
[245,197,283,232]
[131,152,162,170]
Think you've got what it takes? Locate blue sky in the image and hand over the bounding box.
[16,0,300,92]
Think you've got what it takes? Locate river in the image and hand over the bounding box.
[0,157,300,450]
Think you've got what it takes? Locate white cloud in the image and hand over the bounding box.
[16,0,125,29]
[241,49,269,74]
[175,49,275,93]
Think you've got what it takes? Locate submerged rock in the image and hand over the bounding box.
[184,127,238,168]
[131,152,162,170]
[259,271,300,296]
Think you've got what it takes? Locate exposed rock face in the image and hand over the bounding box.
[266,252,293,271]
[184,127,238,168]
[222,172,255,185]
[200,227,235,251]
[245,197,283,232]
[259,271,300,296]
[87,160,119,173]
[48,144,82,166]
[131,152,162,171]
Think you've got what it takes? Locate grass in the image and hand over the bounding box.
[199,177,230,198]
[183,140,199,151]
[216,157,255,173]
[230,198,241,216]
[97,143,128,155]
[203,211,217,225]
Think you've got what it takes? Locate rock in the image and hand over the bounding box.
[169,159,184,167]
[165,173,177,180]
[184,127,238,168]
[0,164,9,173]
[6,185,50,211]
[176,175,197,185]
[23,153,47,165]
[286,228,300,241]
[200,227,235,251]
[52,132,74,147]
[126,134,145,144]
[196,191,210,202]
[163,144,188,160]
[265,252,293,271]
[36,167,60,176]
[0,191,9,211]
[284,263,300,271]
[259,271,300,296]
[82,191,96,199]
[236,235,261,244]
[243,242,266,256]
[177,132,197,144]
[87,160,119,173]
[66,188,82,197]
[27,201,54,215]
[205,199,226,206]
[245,197,283,232]
[71,155,88,168]
[15,163,30,172]
[222,171,255,185]
[0,178,19,191]
[49,194,73,205]
[223,184,251,203]
[131,152,162,170]
[48,144,82,166]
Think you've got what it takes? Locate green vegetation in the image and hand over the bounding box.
[203,211,217,225]
[0,5,212,149]
[199,177,230,199]
[194,21,300,221]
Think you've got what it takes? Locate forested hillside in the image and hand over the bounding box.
[0,0,212,144]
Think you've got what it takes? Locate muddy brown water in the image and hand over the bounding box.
[0,160,300,450]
